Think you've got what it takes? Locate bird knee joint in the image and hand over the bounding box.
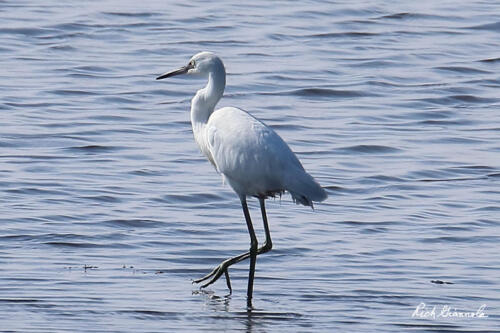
[250,240,258,253]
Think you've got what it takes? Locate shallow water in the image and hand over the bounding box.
[1,0,499,331]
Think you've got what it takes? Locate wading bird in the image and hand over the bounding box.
[156,52,327,308]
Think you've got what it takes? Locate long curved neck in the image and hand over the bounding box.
[190,65,226,126]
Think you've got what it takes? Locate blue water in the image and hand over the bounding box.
[1,0,499,331]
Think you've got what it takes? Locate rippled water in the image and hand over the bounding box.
[1,0,500,331]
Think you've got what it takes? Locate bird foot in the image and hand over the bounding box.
[193,260,233,292]
[193,244,271,291]
[193,249,253,291]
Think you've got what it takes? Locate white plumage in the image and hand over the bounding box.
[156,51,327,308]
[207,106,326,205]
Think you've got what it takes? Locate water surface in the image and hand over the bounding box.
[1,0,499,331]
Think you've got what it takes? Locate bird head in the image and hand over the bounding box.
[156,51,224,80]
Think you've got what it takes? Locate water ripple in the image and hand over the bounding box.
[1,1,499,332]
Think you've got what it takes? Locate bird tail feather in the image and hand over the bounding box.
[286,169,327,207]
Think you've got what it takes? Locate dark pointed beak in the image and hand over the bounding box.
[156,65,189,80]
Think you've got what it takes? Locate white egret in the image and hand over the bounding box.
[156,52,327,308]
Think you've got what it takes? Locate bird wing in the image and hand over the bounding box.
[205,107,303,196]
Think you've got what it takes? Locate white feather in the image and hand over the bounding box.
[170,51,327,206]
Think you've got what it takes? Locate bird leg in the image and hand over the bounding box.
[243,197,258,307]
[193,198,273,302]
[192,242,271,289]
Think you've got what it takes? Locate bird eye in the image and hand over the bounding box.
[189,60,195,67]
